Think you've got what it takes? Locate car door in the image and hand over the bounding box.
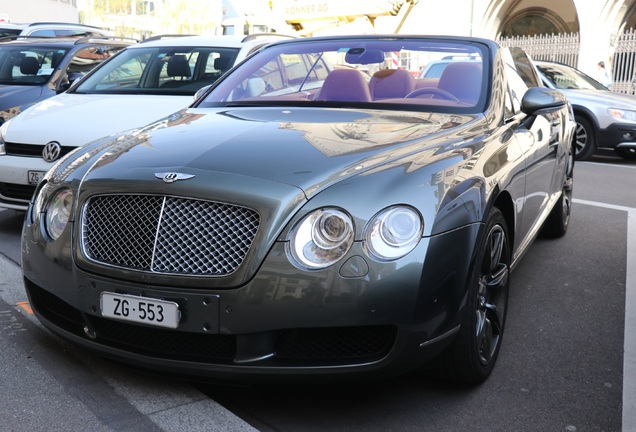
[503,48,561,249]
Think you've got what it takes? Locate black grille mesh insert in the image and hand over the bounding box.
[88,315,237,362]
[275,326,396,360]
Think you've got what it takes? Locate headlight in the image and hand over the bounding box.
[364,206,423,260]
[44,188,73,240]
[288,208,354,269]
[608,108,636,122]
[0,119,9,155]
[28,181,48,225]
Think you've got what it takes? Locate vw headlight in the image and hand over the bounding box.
[608,108,636,122]
[44,188,73,240]
[0,120,9,155]
[288,208,354,269]
[365,206,423,260]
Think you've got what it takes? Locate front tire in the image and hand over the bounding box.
[574,117,596,160]
[442,207,510,384]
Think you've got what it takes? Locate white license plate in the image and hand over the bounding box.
[100,292,180,329]
[27,170,47,185]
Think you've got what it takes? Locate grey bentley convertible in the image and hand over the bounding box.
[21,35,575,384]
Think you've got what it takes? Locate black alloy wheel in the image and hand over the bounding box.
[442,207,510,384]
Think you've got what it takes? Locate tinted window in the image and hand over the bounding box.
[28,30,56,37]
[75,46,241,95]
[0,47,69,85]
[536,63,607,91]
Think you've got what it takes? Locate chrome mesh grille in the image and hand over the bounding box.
[81,195,260,276]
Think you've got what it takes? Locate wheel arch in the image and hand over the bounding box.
[571,105,598,130]
[491,190,515,250]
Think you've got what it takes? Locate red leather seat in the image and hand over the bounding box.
[316,68,372,102]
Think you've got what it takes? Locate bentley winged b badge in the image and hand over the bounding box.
[154,172,195,183]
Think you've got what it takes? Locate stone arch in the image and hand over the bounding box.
[478,0,579,39]
[500,7,573,37]
[617,0,636,32]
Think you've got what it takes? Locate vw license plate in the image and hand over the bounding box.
[100,292,180,329]
[27,170,47,185]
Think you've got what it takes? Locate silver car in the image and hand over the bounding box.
[535,60,636,160]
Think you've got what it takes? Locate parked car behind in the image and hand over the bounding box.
[418,54,480,78]
[0,22,115,38]
[0,35,134,125]
[535,60,636,160]
[22,34,575,385]
[0,34,290,211]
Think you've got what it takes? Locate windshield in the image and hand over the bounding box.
[537,63,607,91]
[198,38,489,113]
[74,46,241,96]
[0,46,69,85]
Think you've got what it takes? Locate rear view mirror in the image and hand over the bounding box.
[521,87,567,115]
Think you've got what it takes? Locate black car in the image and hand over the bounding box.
[0,36,134,125]
[22,35,575,385]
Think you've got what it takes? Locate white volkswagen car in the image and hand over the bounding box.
[0,34,289,210]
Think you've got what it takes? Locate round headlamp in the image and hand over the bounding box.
[365,206,423,260]
[289,208,354,269]
[44,188,73,240]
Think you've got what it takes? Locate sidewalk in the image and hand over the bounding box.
[0,254,257,432]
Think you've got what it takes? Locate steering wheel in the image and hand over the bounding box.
[405,87,460,101]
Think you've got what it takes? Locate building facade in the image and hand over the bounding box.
[382,0,636,79]
[75,0,636,80]
[0,0,79,23]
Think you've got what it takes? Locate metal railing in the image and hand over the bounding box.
[612,28,636,94]
[498,33,580,67]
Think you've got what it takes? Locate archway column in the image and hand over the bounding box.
[575,0,625,77]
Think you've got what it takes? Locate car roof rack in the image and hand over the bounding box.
[74,35,138,44]
[140,34,199,43]
[241,33,295,42]
[0,35,67,43]
[27,22,108,30]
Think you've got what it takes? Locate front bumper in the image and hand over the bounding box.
[596,122,636,150]
[22,220,480,382]
[0,154,56,210]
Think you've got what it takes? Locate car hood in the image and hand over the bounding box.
[560,88,636,109]
[75,106,481,196]
[6,93,194,145]
[66,106,483,286]
[0,84,43,115]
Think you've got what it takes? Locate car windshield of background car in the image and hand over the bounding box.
[538,64,607,91]
[198,38,489,114]
[0,46,69,85]
[73,46,241,96]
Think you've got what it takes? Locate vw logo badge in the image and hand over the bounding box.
[154,172,195,183]
[42,141,62,162]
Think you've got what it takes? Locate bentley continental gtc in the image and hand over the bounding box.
[22,35,575,384]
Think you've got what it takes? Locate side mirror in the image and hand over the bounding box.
[68,71,85,85]
[57,72,86,94]
[194,84,213,100]
[521,87,567,115]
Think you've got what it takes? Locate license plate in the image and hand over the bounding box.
[100,292,180,329]
[27,170,47,185]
